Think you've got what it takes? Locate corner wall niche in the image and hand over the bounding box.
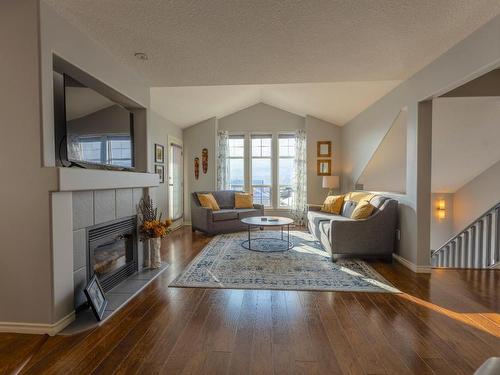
[52,54,148,172]
[356,108,407,194]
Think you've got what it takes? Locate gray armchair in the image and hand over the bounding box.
[307,194,398,261]
[191,190,264,234]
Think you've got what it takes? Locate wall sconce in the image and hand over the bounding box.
[437,199,446,219]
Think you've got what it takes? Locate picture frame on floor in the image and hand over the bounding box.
[84,275,107,321]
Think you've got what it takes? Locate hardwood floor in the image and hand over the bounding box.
[1,226,499,374]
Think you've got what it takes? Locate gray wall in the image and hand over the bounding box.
[341,14,500,268]
[453,159,500,233]
[149,110,183,219]
[40,1,150,167]
[183,118,218,221]
[305,116,342,205]
[0,0,165,327]
[218,103,305,132]
[0,0,58,325]
[67,105,131,136]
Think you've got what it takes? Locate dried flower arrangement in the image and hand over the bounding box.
[138,196,172,241]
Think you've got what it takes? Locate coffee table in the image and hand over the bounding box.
[240,216,294,252]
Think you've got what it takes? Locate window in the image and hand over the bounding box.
[108,136,132,166]
[228,135,245,191]
[76,135,132,167]
[79,137,103,163]
[251,134,272,207]
[278,134,296,207]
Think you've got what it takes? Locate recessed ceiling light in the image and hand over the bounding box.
[134,52,148,60]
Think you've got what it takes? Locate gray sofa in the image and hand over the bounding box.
[307,194,398,261]
[191,190,264,234]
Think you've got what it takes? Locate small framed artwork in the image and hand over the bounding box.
[317,141,332,157]
[84,275,107,321]
[154,144,164,163]
[155,164,165,183]
[317,159,332,176]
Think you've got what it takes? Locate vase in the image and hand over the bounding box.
[150,237,162,269]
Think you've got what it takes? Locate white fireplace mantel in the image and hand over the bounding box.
[57,167,159,191]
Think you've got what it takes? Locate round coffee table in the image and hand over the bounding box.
[240,216,294,252]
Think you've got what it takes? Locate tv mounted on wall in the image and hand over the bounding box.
[53,71,135,170]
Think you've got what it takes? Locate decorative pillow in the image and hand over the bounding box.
[321,195,345,215]
[235,193,253,209]
[197,193,220,211]
[344,192,375,203]
[350,199,374,219]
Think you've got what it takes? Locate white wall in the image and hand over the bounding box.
[341,13,500,269]
[305,116,342,204]
[430,193,454,251]
[432,97,500,193]
[453,159,500,233]
[183,118,218,221]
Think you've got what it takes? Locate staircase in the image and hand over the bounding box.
[431,202,500,269]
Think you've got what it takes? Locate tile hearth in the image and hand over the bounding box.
[60,262,168,335]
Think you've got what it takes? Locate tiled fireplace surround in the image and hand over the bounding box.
[72,188,145,309]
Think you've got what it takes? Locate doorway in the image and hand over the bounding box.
[168,138,183,227]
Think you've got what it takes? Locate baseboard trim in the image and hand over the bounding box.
[392,253,432,274]
[0,311,75,336]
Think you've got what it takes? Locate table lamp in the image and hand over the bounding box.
[322,175,339,196]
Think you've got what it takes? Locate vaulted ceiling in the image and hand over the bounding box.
[45,1,500,133]
[150,81,400,127]
[44,0,500,86]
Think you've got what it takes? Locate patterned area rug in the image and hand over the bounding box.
[170,231,400,293]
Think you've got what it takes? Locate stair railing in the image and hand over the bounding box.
[431,202,500,268]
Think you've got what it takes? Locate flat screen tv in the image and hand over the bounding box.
[54,72,135,170]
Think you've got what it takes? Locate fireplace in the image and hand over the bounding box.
[88,216,138,292]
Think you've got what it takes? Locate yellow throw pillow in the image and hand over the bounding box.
[235,193,253,209]
[321,195,345,215]
[351,199,374,219]
[197,193,220,211]
[344,192,375,203]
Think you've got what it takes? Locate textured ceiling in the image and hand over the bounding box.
[432,97,500,193]
[150,80,400,127]
[44,0,500,86]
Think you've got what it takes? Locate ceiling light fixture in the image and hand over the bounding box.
[134,52,148,60]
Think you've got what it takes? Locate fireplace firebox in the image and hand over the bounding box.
[88,216,138,292]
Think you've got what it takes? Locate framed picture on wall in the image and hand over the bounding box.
[317,159,332,176]
[155,144,165,163]
[317,141,332,157]
[155,164,165,183]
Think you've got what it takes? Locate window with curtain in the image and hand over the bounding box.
[251,134,272,207]
[278,134,296,207]
[228,135,245,191]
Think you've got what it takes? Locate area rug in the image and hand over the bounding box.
[170,231,399,293]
